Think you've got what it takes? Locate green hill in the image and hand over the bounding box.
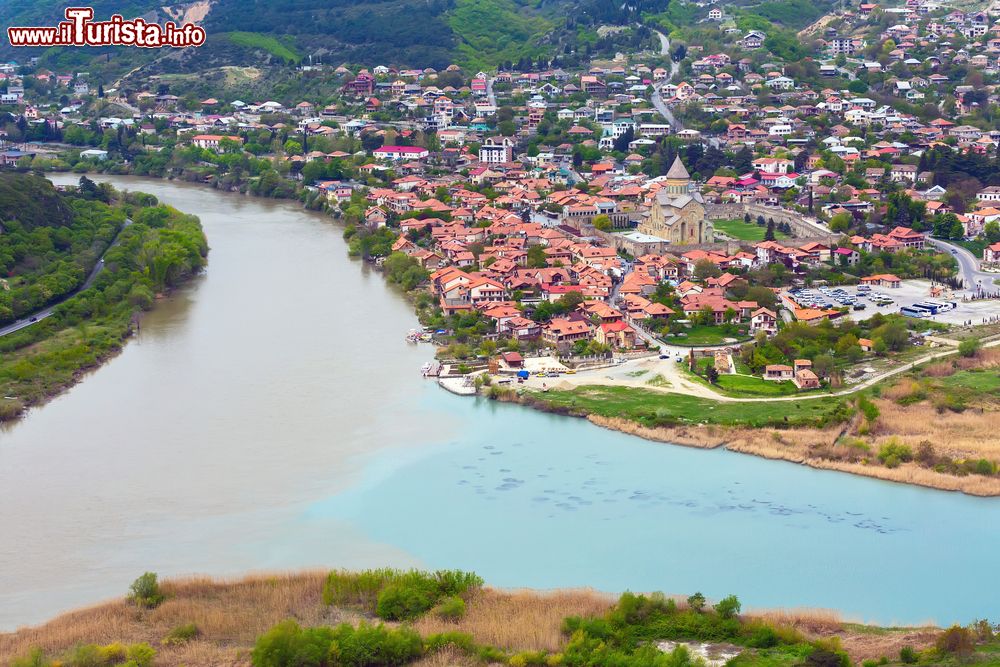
[0,0,661,70]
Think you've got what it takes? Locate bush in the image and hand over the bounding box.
[936,625,974,658]
[323,569,482,620]
[434,595,466,621]
[376,582,436,621]
[164,622,200,645]
[686,592,706,612]
[124,643,156,667]
[251,620,423,667]
[958,338,980,358]
[899,646,918,664]
[714,595,741,619]
[128,572,164,608]
[877,440,913,468]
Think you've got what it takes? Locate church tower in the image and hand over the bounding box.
[663,155,691,195]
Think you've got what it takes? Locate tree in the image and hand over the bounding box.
[686,592,706,612]
[527,244,547,268]
[706,365,720,384]
[829,212,852,233]
[764,219,776,241]
[958,337,980,358]
[694,259,722,280]
[129,572,165,608]
[936,626,974,660]
[593,214,612,231]
[984,220,1000,243]
[714,595,741,619]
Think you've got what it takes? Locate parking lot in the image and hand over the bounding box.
[787,280,1000,326]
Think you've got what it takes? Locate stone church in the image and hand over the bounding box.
[637,156,713,244]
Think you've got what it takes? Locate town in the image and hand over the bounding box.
[2,0,1000,401]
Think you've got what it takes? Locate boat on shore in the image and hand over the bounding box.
[421,361,441,377]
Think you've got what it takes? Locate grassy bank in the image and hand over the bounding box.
[520,384,846,428]
[5,570,982,667]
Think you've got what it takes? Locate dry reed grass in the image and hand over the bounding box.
[587,415,726,449]
[0,574,942,667]
[0,572,339,667]
[414,588,614,653]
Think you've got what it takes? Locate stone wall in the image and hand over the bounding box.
[706,202,831,240]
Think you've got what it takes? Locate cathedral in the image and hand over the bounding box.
[637,156,714,244]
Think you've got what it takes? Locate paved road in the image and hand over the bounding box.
[927,237,999,296]
[485,76,497,107]
[0,219,132,337]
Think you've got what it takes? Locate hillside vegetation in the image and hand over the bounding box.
[0,0,656,69]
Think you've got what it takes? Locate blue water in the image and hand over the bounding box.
[310,388,999,626]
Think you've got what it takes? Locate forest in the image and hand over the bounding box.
[0,174,208,420]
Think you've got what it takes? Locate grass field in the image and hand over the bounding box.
[226,32,301,62]
[713,218,789,241]
[662,324,750,346]
[532,384,841,428]
[717,373,802,396]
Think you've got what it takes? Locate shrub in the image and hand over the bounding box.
[124,643,156,667]
[686,592,706,612]
[973,459,996,476]
[936,625,974,658]
[11,648,51,667]
[434,595,466,621]
[714,595,741,619]
[424,631,475,654]
[376,582,436,621]
[252,620,338,667]
[958,338,980,358]
[899,646,918,664]
[128,572,164,608]
[745,626,779,648]
[251,620,423,667]
[163,622,200,645]
[877,440,913,468]
[323,569,482,620]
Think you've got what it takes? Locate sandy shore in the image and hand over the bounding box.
[583,413,1000,497]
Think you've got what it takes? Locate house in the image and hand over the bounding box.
[479,137,513,164]
[860,273,902,288]
[595,321,637,349]
[833,247,860,265]
[750,307,778,336]
[373,145,429,161]
[859,338,874,352]
[764,364,794,381]
[983,242,1000,264]
[542,317,592,348]
[191,134,242,150]
[792,359,820,389]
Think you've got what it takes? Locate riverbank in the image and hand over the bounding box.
[0,572,946,667]
[0,177,208,423]
[489,347,1000,496]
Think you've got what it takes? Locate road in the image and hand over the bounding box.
[0,218,132,337]
[927,237,999,296]
[485,76,497,107]
[649,29,723,149]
